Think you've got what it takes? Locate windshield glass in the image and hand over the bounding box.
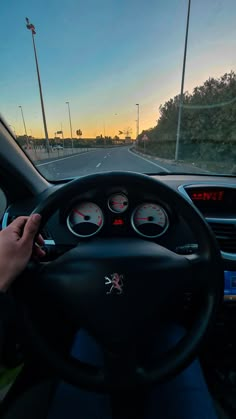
[1,0,236,180]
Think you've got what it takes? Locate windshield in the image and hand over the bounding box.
[1,0,236,180]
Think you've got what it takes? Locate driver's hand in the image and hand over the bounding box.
[0,214,46,292]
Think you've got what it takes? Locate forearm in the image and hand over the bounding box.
[0,274,14,293]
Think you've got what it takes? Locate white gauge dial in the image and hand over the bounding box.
[67,202,104,237]
[131,203,169,238]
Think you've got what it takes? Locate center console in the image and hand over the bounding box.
[224,271,236,302]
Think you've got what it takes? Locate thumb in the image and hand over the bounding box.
[22,214,42,244]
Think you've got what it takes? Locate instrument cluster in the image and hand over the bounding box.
[66,192,169,239]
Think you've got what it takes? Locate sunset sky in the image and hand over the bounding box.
[1,0,236,138]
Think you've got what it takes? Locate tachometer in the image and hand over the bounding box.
[67,202,104,237]
[131,203,169,238]
[108,193,128,213]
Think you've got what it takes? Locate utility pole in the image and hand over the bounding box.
[25,18,50,154]
[136,104,140,139]
[175,0,191,161]
[61,122,65,152]
[18,106,29,148]
[66,101,74,153]
[103,121,106,147]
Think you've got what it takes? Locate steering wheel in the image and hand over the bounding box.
[19,172,223,392]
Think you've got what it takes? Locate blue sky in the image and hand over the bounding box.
[0,0,236,138]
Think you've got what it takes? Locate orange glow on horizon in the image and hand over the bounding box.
[11,67,233,140]
[15,111,158,139]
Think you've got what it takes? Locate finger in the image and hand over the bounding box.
[21,214,42,244]
[32,250,45,261]
[33,244,46,258]
[36,234,44,246]
[8,216,28,237]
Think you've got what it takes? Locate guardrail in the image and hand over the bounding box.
[25,147,94,162]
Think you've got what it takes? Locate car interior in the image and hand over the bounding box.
[0,118,236,419]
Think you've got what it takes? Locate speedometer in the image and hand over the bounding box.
[131,203,169,238]
[67,202,104,238]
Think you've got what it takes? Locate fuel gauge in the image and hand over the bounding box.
[108,193,128,214]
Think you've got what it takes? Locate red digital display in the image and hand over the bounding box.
[190,190,224,202]
[112,218,125,226]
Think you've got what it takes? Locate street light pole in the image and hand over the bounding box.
[19,106,29,148]
[175,0,191,161]
[66,101,74,152]
[29,128,37,158]
[61,122,65,151]
[136,104,140,139]
[25,18,50,154]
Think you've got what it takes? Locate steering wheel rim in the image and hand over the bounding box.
[20,171,223,391]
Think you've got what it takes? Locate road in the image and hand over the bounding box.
[37,146,207,180]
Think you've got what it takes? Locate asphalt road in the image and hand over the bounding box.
[37,146,206,180]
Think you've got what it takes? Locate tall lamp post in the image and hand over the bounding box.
[19,106,29,148]
[25,18,50,154]
[175,0,192,161]
[61,122,65,150]
[66,101,74,152]
[136,104,140,139]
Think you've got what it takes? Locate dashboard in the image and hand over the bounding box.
[2,174,236,304]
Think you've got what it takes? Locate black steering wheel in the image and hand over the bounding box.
[20,172,223,392]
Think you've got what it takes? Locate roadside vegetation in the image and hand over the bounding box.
[135,72,236,174]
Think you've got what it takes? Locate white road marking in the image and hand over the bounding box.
[128,148,170,173]
[96,163,101,168]
[37,150,94,167]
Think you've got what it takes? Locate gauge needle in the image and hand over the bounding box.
[73,209,85,218]
[136,217,149,220]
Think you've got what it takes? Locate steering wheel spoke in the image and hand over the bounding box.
[183,252,218,292]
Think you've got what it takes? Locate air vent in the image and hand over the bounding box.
[207,221,236,253]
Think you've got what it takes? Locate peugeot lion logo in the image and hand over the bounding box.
[105,273,124,295]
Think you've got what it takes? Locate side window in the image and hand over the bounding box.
[0,189,7,223]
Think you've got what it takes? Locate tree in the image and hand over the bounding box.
[136,72,236,165]
[76,129,83,139]
[148,71,236,144]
